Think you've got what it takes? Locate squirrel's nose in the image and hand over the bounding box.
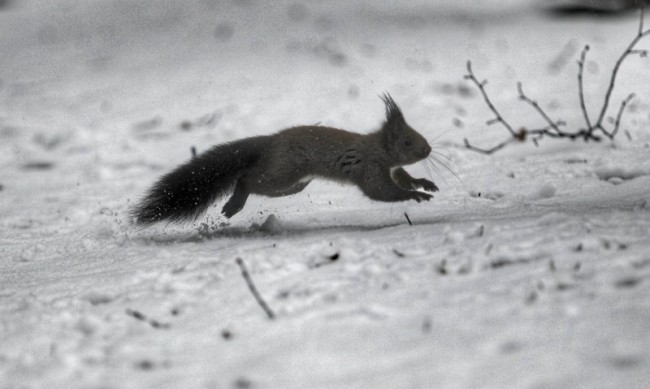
[422,144,432,157]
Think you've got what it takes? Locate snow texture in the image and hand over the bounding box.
[1,1,650,388]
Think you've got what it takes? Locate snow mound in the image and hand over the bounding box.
[594,163,650,183]
[531,182,557,200]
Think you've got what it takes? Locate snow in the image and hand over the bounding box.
[2,0,650,388]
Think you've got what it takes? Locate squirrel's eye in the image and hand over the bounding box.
[404,139,413,147]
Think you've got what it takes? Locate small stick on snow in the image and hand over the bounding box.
[235,257,275,320]
[191,146,197,158]
[125,309,171,329]
[404,212,413,226]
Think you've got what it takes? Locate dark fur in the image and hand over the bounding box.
[131,94,437,226]
[131,137,269,225]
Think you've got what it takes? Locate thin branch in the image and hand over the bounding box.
[126,309,171,329]
[577,45,593,132]
[608,92,636,139]
[526,124,573,139]
[463,137,516,155]
[404,212,413,226]
[641,3,645,35]
[465,61,516,137]
[235,257,275,320]
[595,7,649,127]
[517,82,566,135]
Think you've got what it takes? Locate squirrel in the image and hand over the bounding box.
[130,93,438,226]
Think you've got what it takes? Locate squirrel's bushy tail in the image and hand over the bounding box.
[131,136,267,226]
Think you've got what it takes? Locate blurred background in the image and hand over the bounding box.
[1,0,648,179]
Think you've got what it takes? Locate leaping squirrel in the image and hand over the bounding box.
[131,94,437,226]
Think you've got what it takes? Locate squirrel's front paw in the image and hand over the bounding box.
[413,178,439,192]
[411,191,433,203]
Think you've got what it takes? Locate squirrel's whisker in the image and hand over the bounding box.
[428,129,453,144]
[424,158,444,182]
[429,149,454,162]
[427,154,462,183]
[421,159,434,181]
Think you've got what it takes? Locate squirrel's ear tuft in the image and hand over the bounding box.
[380,93,404,124]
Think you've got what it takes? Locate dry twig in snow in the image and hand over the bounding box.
[404,212,413,226]
[235,257,276,320]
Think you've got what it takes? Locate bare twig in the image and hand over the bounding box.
[191,146,197,158]
[463,7,649,153]
[595,5,650,128]
[641,3,646,34]
[463,60,526,154]
[577,45,593,132]
[609,92,636,139]
[126,308,171,329]
[464,61,516,137]
[517,82,566,136]
[404,212,413,226]
[463,136,517,155]
[235,257,275,320]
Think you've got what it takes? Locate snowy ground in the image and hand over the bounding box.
[2,1,650,388]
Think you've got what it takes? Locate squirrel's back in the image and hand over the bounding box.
[259,126,367,178]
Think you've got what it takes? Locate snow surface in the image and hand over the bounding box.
[2,1,650,388]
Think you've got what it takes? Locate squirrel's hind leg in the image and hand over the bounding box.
[222,179,250,218]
